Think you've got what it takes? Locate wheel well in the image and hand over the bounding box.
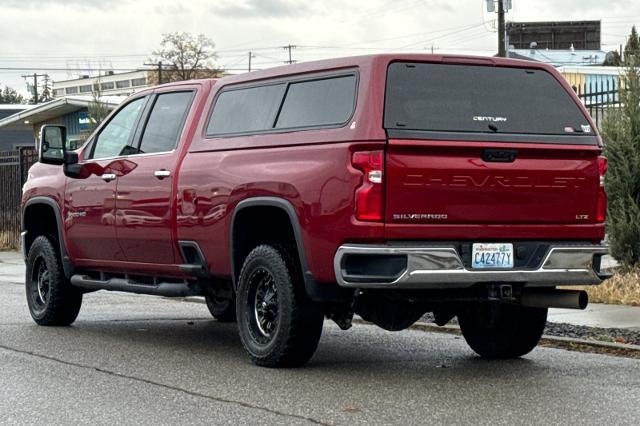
[231,205,301,283]
[23,203,59,256]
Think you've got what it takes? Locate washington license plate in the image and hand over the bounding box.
[471,243,514,269]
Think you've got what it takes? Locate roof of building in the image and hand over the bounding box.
[0,95,126,130]
[557,65,625,75]
[507,48,608,66]
[53,69,148,85]
[0,104,34,111]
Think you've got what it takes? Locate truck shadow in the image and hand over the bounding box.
[21,317,556,382]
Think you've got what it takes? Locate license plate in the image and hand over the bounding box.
[472,243,514,269]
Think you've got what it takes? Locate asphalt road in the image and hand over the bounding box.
[1,278,639,425]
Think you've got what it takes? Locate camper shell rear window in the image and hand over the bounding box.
[384,62,596,143]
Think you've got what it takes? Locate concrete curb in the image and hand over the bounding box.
[352,318,640,353]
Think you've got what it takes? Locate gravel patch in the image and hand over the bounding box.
[420,312,640,346]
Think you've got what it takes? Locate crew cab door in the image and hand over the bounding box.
[65,96,148,262]
[114,89,196,265]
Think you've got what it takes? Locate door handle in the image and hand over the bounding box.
[154,169,171,179]
[101,173,117,182]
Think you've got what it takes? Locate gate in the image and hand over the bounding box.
[0,147,37,249]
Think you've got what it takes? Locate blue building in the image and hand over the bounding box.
[0,96,125,150]
[0,105,35,151]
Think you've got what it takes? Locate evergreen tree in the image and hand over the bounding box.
[602,56,640,268]
[0,85,25,104]
[624,25,640,65]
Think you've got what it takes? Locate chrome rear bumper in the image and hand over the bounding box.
[334,243,611,289]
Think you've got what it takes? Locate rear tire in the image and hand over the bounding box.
[236,244,323,368]
[204,280,236,322]
[458,303,547,359]
[25,235,82,326]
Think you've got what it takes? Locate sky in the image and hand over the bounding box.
[1,0,639,97]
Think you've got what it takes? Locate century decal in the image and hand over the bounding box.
[473,116,508,123]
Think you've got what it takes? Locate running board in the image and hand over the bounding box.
[70,274,202,297]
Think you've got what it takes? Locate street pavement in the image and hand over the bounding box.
[1,252,639,425]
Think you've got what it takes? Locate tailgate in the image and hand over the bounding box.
[382,60,604,235]
[385,139,601,225]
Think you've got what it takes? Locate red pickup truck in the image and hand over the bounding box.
[22,54,610,367]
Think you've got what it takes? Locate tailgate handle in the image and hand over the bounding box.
[482,149,518,163]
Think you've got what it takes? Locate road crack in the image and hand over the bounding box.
[0,343,330,425]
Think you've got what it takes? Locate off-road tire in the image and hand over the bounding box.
[458,303,547,359]
[236,244,323,368]
[205,281,236,322]
[25,235,82,326]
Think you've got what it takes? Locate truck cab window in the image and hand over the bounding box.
[138,91,194,154]
[90,97,145,159]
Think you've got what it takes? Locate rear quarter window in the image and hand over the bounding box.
[275,75,357,129]
[206,72,357,137]
[384,62,593,138]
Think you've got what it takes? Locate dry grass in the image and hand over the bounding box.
[571,269,640,306]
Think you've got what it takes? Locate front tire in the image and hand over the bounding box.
[25,236,82,326]
[236,245,324,368]
[458,303,547,359]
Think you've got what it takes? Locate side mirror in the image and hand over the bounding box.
[38,125,67,165]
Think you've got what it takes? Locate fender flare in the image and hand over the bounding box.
[22,196,74,278]
[230,196,347,302]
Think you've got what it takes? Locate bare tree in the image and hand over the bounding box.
[87,80,110,135]
[152,32,218,82]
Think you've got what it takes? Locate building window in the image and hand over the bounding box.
[79,84,93,93]
[53,89,64,96]
[65,87,78,95]
[100,82,115,91]
[131,78,146,87]
[116,80,130,89]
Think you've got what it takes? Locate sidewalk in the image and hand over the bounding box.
[1,249,639,330]
[548,304,640,331]
[0,250,24,285]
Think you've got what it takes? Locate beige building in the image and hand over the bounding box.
[52,70,151,98]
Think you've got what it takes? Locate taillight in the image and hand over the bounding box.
[597,156,607,222]
[352,150,384,221]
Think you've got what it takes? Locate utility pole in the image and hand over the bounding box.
[32,73,38,104]
[486,0,512,57]
[283,44,297,64]
[21,73,47,105]
[158,61,163,85]
[248,51,254,72]
[497,0,506,57]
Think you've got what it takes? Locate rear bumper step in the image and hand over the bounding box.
[334,243,611,289]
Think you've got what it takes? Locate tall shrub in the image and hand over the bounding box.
[602,60,640,268]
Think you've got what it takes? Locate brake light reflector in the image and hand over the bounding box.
[597,156,607,222]
[352,150,384,221]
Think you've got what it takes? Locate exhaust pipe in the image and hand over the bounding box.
[520,289,588,310]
